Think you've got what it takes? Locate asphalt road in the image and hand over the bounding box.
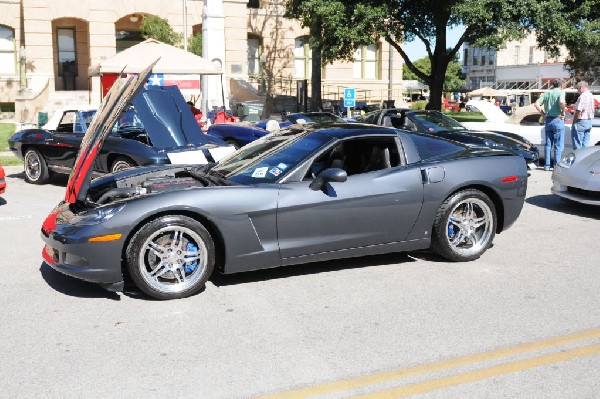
[0,165,598,399]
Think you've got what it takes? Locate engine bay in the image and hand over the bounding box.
[84,166,233,206]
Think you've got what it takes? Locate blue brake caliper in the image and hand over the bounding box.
[184,242,199,273]
[447,217,456,238]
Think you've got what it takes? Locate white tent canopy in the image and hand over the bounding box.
[88,39,222,76]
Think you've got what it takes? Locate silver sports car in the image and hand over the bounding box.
[552,145,600,205]
[40,65,528,300]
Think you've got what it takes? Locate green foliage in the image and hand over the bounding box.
[529,0,600,81]
[403,56,464,93]
[188,33,202,56]
[285,0,598,110]
[0,155,22,166]
[410,101,428,110]
[140,15,181,46]
[0,123,15,152]
[447,112,487,122]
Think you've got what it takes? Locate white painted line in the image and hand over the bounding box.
[0,215,33,221]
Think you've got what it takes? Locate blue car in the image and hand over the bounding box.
[206,123,270,149]
[207,112,346,149]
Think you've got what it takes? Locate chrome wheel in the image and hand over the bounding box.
[138,225,209,294]
[111,157,134,173]
[445,197,494,257]
[25,151,41,180]
[431,189,496,262]
[24,149,49,184]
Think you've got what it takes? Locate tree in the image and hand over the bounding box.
[140,15,181,46]
[529,0,600,82]
[284,1,367,111]
[285,0,599,110]
[403,55,465,94]
[188,33,202,57]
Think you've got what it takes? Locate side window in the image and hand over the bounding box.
[56,111,78,133]
[305,137,401,179]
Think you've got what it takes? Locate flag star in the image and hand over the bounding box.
[148,75,163,86]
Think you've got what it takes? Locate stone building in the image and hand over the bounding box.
[0,0,403,123]
[462,32,571,91]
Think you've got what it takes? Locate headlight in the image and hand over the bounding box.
[558,152,576,168]
[69,204,126,225]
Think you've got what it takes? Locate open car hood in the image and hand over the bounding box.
[466,100,510,123]
[131,85,225,149]
[64,62,156,204]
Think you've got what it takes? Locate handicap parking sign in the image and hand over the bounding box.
[344,88,356,107]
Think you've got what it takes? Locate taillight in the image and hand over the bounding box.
[501,176,518,183]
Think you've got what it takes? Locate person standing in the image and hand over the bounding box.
[534,79,566,170]
[571,81,595,149]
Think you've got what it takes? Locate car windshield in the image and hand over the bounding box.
[80,108,145,133]
[412,111,466,132]
[287,113,345,124]
[79,111,97,129]
[212,129,332,184]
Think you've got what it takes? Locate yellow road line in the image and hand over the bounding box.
[255,328,600,399]
[353,342,600,399]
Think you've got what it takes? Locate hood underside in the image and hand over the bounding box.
[65,62,158,204]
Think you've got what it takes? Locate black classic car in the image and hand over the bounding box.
[359,108,539,167]
[8,85,232,184]
[41,64,528,299]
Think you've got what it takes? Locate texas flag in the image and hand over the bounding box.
[147,73,200,91]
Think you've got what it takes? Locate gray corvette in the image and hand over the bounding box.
[41,67,528,299]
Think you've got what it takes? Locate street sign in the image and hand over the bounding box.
[344,88,356,107]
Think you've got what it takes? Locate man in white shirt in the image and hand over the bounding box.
[571,81,595,149]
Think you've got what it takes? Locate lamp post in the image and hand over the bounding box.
[183,0,188,51]
[19,45,27,92]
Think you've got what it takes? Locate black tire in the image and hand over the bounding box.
[24,148,50,184]
[126,215,215,300]
[225,139,240,149]
[431,189,497,262]
[111,156,136,173]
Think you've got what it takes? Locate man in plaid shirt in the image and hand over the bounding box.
[571,81,595,149]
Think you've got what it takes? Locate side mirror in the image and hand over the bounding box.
[309,168,347,191]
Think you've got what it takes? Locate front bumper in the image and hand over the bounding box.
[41,226,125,289]
[551,167,600,206]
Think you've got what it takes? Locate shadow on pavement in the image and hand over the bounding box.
[7,169,69,187]
[526,194,600,220]
[210,251,416,287]
[39,263,121,300]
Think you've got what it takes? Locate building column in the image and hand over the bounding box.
[202,0,228,113]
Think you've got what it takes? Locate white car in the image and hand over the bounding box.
[552,145,600,205]
[462,100,600,156]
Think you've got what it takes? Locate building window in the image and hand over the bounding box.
[0,25,16,75]
[488,48,495,65]
[472,47,479,66]
[513,45,520,64]
[57,27,77,77]
[247,35,262,76]
[463,48,468,66]
[353,44,379,79]
[480,48,487,66]
[247,0,260,8]
[529,46,534,64]
[294,37,311,79]
[116,30,144,53]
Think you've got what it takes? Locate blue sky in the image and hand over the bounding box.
[402,26,466,61]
